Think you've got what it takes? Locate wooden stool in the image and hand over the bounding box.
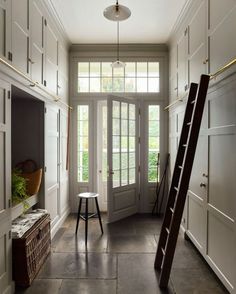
[75,192,103,245]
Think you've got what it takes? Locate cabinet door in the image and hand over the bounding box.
[188,0,207,83]
[208,0,236,74]
[59,109,69,216]
[0,79,11,222]
[45,21,58,94]
[57,43,68,101]
[0,0,11,61]
[12,0,29,74]
[45,105,60,227]
[0,79,12,294]
[169,47,178,102]
[177,30,188,97]
[29,0,44,84]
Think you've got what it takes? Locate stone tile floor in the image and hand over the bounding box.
[16,213,228,294]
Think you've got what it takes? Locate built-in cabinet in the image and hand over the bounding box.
[168,0,236,292]
[0,79,12,294]
[0,1,70,293]
[0,0,68,102]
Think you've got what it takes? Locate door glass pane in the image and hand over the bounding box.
[121,153,128,169]
[129,104,135,120]
[121,119,128,136]
[121,136,128,152]
[121,103,128,119]
[113,101,120,118]
[129,120,135,136]
[113,118,120,135]
[113,135,120,151]
[148,105,160,182]
[113,170,120,188]
[129,168,135,184]
[113,153,120,170]
[129,152,135,168]
[121,169,128,186]
[77,105,89,182]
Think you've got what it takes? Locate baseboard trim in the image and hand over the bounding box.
[50,207,70,239]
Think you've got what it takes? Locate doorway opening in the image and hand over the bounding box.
[73,97,163,223]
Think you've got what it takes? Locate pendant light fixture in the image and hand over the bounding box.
[104,1,131,68]
[103,0,131,22]
[111,22,125,68]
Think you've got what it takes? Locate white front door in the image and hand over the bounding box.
[107,96,139,222]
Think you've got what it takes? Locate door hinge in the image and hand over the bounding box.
[8,199,11,208]
[44,80,47,87]
[138,137,141,144]
[139,108,141,115]
[45,107,47,114]
[8,90,11,99]
[9,231,11,240]
[8,52,12,61]
[184,84,188,91]
[44,166,47,173]
[138,165,141,173]
[44,19,47,26]
[138,193,141,200]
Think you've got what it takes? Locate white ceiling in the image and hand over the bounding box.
[50,0,187,44]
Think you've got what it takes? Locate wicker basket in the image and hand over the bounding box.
[12,214,51,287]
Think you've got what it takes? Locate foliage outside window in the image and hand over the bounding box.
[78,62,160,93]
[148,105,160,182]
[77,105,89,182]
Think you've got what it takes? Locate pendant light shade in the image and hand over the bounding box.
[111,60,126,68]
[103,1,131,21]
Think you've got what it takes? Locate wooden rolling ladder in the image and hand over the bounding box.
[155,74,210,288]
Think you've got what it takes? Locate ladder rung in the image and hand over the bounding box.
[182,144,187,147]
[169,207,174,214]
[191,99,196,104]
[174,187,179,192]
[165,227,170,234]
[178,165,183,169]
[187,122,192,126]
[161,247,166,256]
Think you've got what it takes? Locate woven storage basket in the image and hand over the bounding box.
[12,214,51,287]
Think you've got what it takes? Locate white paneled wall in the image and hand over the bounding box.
[168,0,236,292]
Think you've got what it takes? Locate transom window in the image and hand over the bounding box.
[78,62,160,93]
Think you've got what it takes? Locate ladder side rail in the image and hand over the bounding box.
[154,82,198,269]
[158,74,210,287]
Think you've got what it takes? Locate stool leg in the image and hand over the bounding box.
[85,198,88,245]
[95,197,103,234]
[75,198,82,234]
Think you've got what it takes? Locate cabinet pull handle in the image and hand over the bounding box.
[28,58,35,64]
[202,173,208,178]
[200,183,206,188]
[203,59,209,65]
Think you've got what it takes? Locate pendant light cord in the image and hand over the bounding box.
[117,21,119,61]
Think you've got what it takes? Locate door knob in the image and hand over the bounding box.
[200,183,206,188]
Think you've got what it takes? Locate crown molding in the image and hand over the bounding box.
[167,0,193,41]
[70,43,168,53]
[41,0,71,46]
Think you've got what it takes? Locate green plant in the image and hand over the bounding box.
[12,169,29,210]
